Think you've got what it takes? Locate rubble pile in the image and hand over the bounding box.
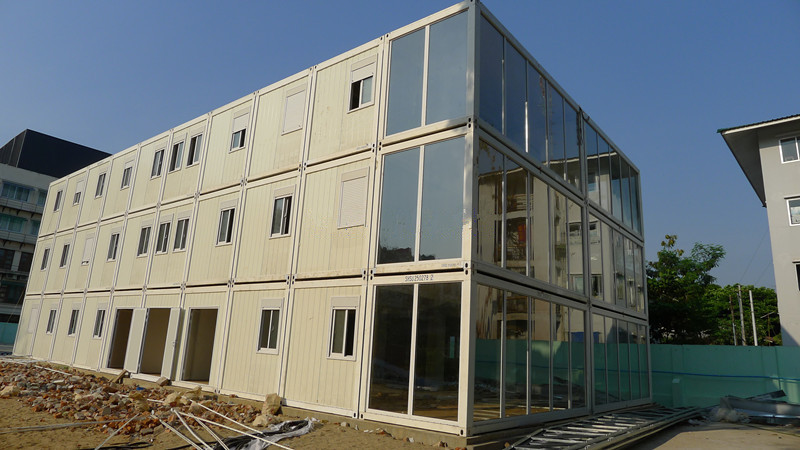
[0,360,280,438]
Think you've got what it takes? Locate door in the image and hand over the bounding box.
[123,308,147,373]
[160,308,182,379]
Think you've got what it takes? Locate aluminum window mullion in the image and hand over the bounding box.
[407,284,420,415]
[548,301,553,411]
[499,290,506,418]
[566,309,572,409]
[526,296,531,414]
[413,147,424,261]
[420,25,430,126]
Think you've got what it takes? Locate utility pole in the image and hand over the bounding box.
[737,285,747,346]
[729,295,737,345]
[749,290,758,346]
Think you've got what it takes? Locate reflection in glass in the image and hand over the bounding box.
[530,176,550,283]
[598,138,611,211]
[610,152,622,221]
[592,314,607,405]
[505,41,527,150]
[588,217,603,301]
[477,142,503,266]
[414,283,461,420]
[369,285,414,413]
[479,16,503,132]
[378,149,419,263]
[551,190,568,289]
[568,199,583,294]
[386,30,424,135]
[474,285,502,421]
[621,162,632,228]
[585,124,600,204]
[635,245,645,312]
[426,13,467,125]
[570,309,586,408]
[606,317,620,402]
[547,85,565,179]
[601,221,615,304]
[528,66,547,163]
[505,292,528,416]
[564,103,581,190]
[506,158,527,274]
[630,324,641,399]
[618,321,631,401]
[625,239,636,309]
[613,231,625,307]
[530,298,551,412]
[631,170,642,234]
[639,324,649,398]
[420,138,464,260]
[552,304,569,410]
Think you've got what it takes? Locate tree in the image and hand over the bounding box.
[646,235,725,344]
[704,284,781,345]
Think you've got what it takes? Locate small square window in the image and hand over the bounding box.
[230,113,249,151]
[258,309,281,351]
[169,141,184,172]
[187,134,202,166]
[95,173,106,197]
[120,165,133,189]
[781,138,799,163]
[107,233,120,261]
[137,226,151,256]
[45,309,57,334]
[271,196,292,237]
[151,149,165,177]
[59,243,70,268]
[53,190,63,211]
[67,309,80,335]
[40,248,50,270]
[156,221,171,253]
[93,309,106,338]
[349,76,373,111]
[789,198,800,226]
[282,89,305,134]
[173,218,189,251]
[329,308,356,358]
[73,191,81,205]
[217,208,235,244]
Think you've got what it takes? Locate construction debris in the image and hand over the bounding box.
[710,390,800,425]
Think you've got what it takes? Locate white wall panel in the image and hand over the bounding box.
[102,147,138,220]
[88,218,124,291]
[200,99,252,191]
[115,212,155,289]
[78,161,111,226]
[130,136,168,211]
[40,179,67,236]
[187,192,239,285]
[56,172,86,233]
[26,236,54,295]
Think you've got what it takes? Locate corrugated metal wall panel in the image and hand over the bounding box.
[56,173,85,233]
[65,228,93,292]
[40,180,67,236]
[149,203,194,287]
[88,219,124,291]
[102,148,137,219]
[44,233,72,293]
[50,297,82,364]
[116,214,155,289]
[201,100,252,192]
[78,162,110,225]
[130,138,168,211]
[187,192,239,285]
[31,297,59,359]
[26,236,53,295]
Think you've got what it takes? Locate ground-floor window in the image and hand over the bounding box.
[592,314,648,405]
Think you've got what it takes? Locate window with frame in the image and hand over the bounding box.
[59,243,70,268]
[0,214,27,233]
[780,137,800,163]
[282,89,305,134]
[270,195,292,237]
[81,235,95,265]
[120,164,133,189]
[789,198,800,225]
[18,252,33,272]
[73,180,84,205]
[338,170,368,228]
[173,218,189,251]
[30,220,40,236]
[107,233,120,261]
[37,190,47,206]
[67,309,80,335]
[169,141,184,172]
[92,308,106,338]
[95,173,106,197]
[258,308,281,352]
[230,114,249,151]
[53,190,63,211]
[151,149,165,177]
[137,226,151,256]
[349,60,375,111]
[155,221,171,253]
[187,134,202,166]
[45,309,57,334]
[1,182,31,202]
[0,249,14,270]
[329,299,357,359]
[40,248,50,270]
[217,208,235,244]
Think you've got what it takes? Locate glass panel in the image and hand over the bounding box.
[602,221,614,304]
[477,142,503,266]
[386,29,425,135]
[606,317,620,402]
[570,309,585,408]
[269,310,280,349]
[331,309,345,354]
[588,216,603,301]
[610,151,622,220]
[626,238,636,310]
[259,311,271,349]
[639,324,649,398]
[592,314,607,405]
[547,85,565,179]
[564,103,581,190]
[613,231,626,307]
[568,199,583,294]
[479,16,503,131]
[370,285,414,413]
[420,138,465,260]
[426,12,467,125]
[585,124,599,204]
[598,138,611,211]
[361,76,373,104]
[530,298,551,413]
[780,138,798,162]
[527,66,547,163]
[505,41,526,150]
[474,284,502,421]
[621,162,632,228]
[618,321,631,401]
[530,176,550,283]
[629,323,641,399]
[552,304,569,409]
[790,198,800,225]
[631,170,642,234]
[550,190,568,289]
[344,309,356,357]
[635,245,645,312]
[414,283,461,420]
[378,148,420,263]
[505,158,527,274]
[504,292,528,417]
[271,199,285,235]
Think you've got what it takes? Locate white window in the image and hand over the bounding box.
[169,141,184,172]
[53,190,63,211]
[230,113,249,151]
[151,149,165,177]
[1,182,32,202]
[120,162,133,189]
[349,59,376,111]
[81,235,95,265]
[282,88,306,134]
[67,309,80,335]
[73,179,85,205]
[173,218,189,251]
[781,137,800,163]
[329,306,357,359]
[156,221,171,253]
[338,169,369,228]
[45,309,57,334]
[40,247,50,270]
[59,243,70,268]
[270,195,292,237]
[258,299,283,353]
[788,198,800,225]
[107,233,120,261]
[137,226,151,256]
[217,208,235,244]
[187,134,203,166]
[95,173,106,197]
[92,308,106,338]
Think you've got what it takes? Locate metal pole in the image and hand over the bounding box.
[737,285,746,346]
[749,290,758,346]
[729,295,737,346]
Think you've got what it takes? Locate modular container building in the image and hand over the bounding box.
[15,0,648,437]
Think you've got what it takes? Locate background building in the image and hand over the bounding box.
[15,1,647,436]
[0,130,108,350]
[721,114,800,346]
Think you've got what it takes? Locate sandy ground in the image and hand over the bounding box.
[631,421,800,450]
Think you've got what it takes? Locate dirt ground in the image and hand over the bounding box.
[631,421,800,450]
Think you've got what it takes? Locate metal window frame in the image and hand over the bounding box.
[67,307,80,336]
[169,141,185,172]
[59,243,70,268]
[151,148,165,178]
[173,218,189,251]
[155,220,172,254]
[107,233,120,261]
[186,133,203,167]
[216,207,235,245]
[95,172,107,198]
[136,226,152,257]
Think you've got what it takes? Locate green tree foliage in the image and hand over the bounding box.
[704,284,780,345]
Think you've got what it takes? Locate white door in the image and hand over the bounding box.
[160,308,182,379]
[123,308,148,373]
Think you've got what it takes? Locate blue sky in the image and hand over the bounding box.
[1,0,798,288]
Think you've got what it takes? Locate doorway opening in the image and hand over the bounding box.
[182,308,218,382]
[107,309,133,369]
[139,308,170,375]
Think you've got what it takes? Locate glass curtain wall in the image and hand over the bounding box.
[592,314,649,405]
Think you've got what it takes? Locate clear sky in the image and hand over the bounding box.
[1,0,798,288]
